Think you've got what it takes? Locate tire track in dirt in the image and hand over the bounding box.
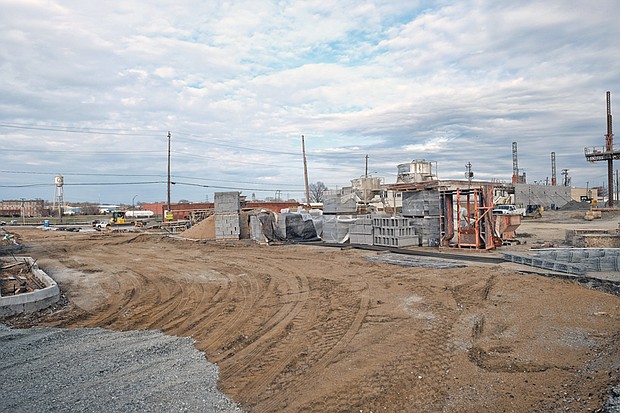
[254,281,370,413]
[86,268,148,328]
[219,274,310,378]
[348,295,454,412]
[197,272,260,356]
[223,275,319,403]
[159,273,212,333]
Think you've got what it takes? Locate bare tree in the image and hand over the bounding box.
[308,181,328,203]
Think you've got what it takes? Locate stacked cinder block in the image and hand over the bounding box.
[402,190,441,247]
[372,216,419,248]
[349,215,373,245]
[323,215,354,243]
[215,192,240,240]
[323,189,358,214]
[322,189,357,243]
[249,215,267,243]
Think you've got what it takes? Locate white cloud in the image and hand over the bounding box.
[0,0,619,202]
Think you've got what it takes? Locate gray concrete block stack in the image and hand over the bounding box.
[214,192,241,240]
[350,215,373,245]
[249,215,267,243]
[323,214,354,243]
[323,189,358,214]
[323,189,358,243]
[372,216,419,247]
[402,189,441,246]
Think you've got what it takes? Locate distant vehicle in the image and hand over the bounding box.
[492,205,521,215]
[0,221,6,226]
[93,220,109,230]
[524,204,543,218]
[124,210,154,219]
[109,211,153,227]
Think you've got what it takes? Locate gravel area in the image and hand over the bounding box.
[0,325,243,412]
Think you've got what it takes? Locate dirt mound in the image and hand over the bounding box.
[180,215,216,240]
[560,200,591,211]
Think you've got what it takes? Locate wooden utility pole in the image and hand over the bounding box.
[606,92,614,207]
[302,135,311,207]
[167,131,171,218]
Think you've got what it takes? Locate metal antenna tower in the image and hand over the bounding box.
[585,91,620,206]
[511,142,519,184]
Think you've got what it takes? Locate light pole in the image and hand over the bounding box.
[132,195,138,216]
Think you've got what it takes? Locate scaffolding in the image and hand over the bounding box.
[440,186,497,250]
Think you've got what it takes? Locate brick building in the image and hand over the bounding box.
[0,199,46,217]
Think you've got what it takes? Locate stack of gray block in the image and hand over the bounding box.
[215,192,240,240]
[534,248,620,272]
[402,190,441,247]
[372,216,419,248]
[323,189,357,214]
[249,215,267,243]
[350,215,373,245]
[322,215,353,243]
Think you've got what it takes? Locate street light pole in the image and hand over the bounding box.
[132,195,138,216]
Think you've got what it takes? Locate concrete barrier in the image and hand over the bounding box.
[0,257,60,316]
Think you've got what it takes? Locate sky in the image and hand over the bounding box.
[1,0,619,205]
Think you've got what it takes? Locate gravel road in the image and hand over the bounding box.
[0,325,243,412]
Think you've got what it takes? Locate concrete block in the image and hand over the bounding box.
[215,192,240,214]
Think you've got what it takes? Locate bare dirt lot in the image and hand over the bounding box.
[2,210,620,412]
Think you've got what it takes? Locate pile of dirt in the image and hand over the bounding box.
[179,210,267,241]
[560,200,592,211]
[180,215,216,240]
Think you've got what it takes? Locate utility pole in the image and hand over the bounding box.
[167,131,171,219]
[616,169,620,201]
[561,169,570,186]
[551,152,557,186]
[301,135,311,207]
[465,162,473,189]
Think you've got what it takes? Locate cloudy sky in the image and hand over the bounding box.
[1,0,619,205]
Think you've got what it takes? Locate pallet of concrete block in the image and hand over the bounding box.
[277,212,319,242]
[215,192,240,214]
[215,213,240,240]
[323,214,356,243]
[408,216,441,247]
[402,190,440,217]
[350,215,373,245]
[323,189,358,214]
[371,215,419,248]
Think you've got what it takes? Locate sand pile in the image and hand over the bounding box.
[179,210,267,240]
[180,215,216,240]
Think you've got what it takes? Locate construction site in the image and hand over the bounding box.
[1,97,620,412]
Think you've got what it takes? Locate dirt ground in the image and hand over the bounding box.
[2,209,620,412]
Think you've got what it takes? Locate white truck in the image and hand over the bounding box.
[492,205,522,216]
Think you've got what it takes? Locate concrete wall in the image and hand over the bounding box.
[0,257,60,316]
[514,184,572,209]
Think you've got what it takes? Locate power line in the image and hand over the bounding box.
[0,170,308,187]
[0,122,165,137]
